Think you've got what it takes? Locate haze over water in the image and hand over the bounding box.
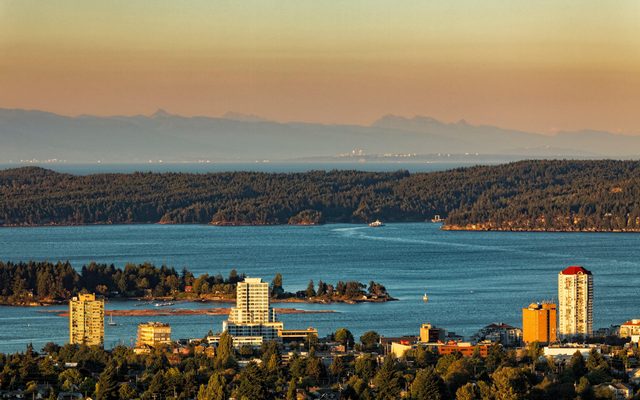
[0,223,638,353]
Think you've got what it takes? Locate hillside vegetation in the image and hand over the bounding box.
[1,160,640,231]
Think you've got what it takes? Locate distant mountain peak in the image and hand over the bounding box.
[222,111,270,122]
[151,108,173,118]
[372,114,444,128]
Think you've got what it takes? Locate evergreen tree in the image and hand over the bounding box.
[372,356,402,400]
[95,362,119,400]
[411,367,443,400]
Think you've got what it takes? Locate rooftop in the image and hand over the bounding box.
[560,265,592,275]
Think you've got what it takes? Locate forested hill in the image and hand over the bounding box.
[1,160,640,231]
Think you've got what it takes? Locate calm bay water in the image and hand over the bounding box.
[0,223,639,353]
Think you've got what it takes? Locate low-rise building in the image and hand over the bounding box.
[278,327,318,344]
[434,342,490,357]
[620,319,640,343]
[543,344,600,360]
[593,383,633,400]
[136,322,171,347]
[472,323,522,346]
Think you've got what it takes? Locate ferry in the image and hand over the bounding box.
[368,219,384,227]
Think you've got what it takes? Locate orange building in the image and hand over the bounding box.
[436,342,489,357]
[522,302,557,344]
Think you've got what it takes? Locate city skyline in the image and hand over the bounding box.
[2,1,640,134]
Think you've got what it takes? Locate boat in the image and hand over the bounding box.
[108,313,117,326]
[431,215,442,223]
[422,291,429,303]
[154,302,175,307]
[368,219,384,227]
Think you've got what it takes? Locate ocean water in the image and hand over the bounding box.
[0,223,638,353]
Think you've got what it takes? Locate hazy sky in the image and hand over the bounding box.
[1,1,639,133]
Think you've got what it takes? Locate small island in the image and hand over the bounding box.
[0,261,395,306]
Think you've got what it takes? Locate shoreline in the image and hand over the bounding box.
[1,221,638,233]
[0,296,397,308]
[38,307,336,318]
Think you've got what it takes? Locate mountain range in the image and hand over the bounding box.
[1,108,638,163]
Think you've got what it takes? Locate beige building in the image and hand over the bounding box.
[620,319,640,343]
[136,322,172,347]
[223,277,283,346]
[522,303,557,344]
[69,293,104,347]
[558,266,593,337]
[419,323,445,343]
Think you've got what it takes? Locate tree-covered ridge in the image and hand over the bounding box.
[2,160,640,231]
[0,261,392,305]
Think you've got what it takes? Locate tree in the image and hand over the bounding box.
[330,356,345,381]
[410,367,443,400]
[456,382,481,400]
[569,351,587,379]
[197,372,225,400]
[373,356,402,400]
[215,331,236,369]
[305,280,316,297]
[491,367,529,400]
[95,362,119,400]
[118,383,138,400]
[59,368,82,392]
[305,347,323,385]
[360,331,380,351]
[355,354,377,382]
[271,273,284,298]
[233,362,267,400]
[285,379,297,400]
[334,328,355,349]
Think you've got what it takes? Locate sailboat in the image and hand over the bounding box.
[108,312,117,326]
[422,291,429,303]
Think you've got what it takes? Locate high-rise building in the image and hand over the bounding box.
[69,293,104,347]
[136,322,172,347]
[558,266,593,337]
[522,302,557,344]
[223,277,283,346]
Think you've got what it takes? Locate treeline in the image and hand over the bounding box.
[0,333,636,399]
[2,160,640,231]
[0,261,391,304]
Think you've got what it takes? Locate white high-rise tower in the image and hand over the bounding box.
[223,277,283,346]
[558,266,593,337]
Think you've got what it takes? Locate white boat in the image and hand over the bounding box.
[154,302,175,307]
[108,313,117,326]
[368,219,384,227]
[422,292,429,303]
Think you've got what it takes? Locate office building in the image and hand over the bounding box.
[558,266,593,337]
[522,302,557,344]
[223,277,284,346]
[136,322,172,347]
[69,293,104,347]
[419,323,445,343]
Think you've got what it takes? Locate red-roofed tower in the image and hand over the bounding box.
[558,266,593,337]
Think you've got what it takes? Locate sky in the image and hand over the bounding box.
[1,1,639,134]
